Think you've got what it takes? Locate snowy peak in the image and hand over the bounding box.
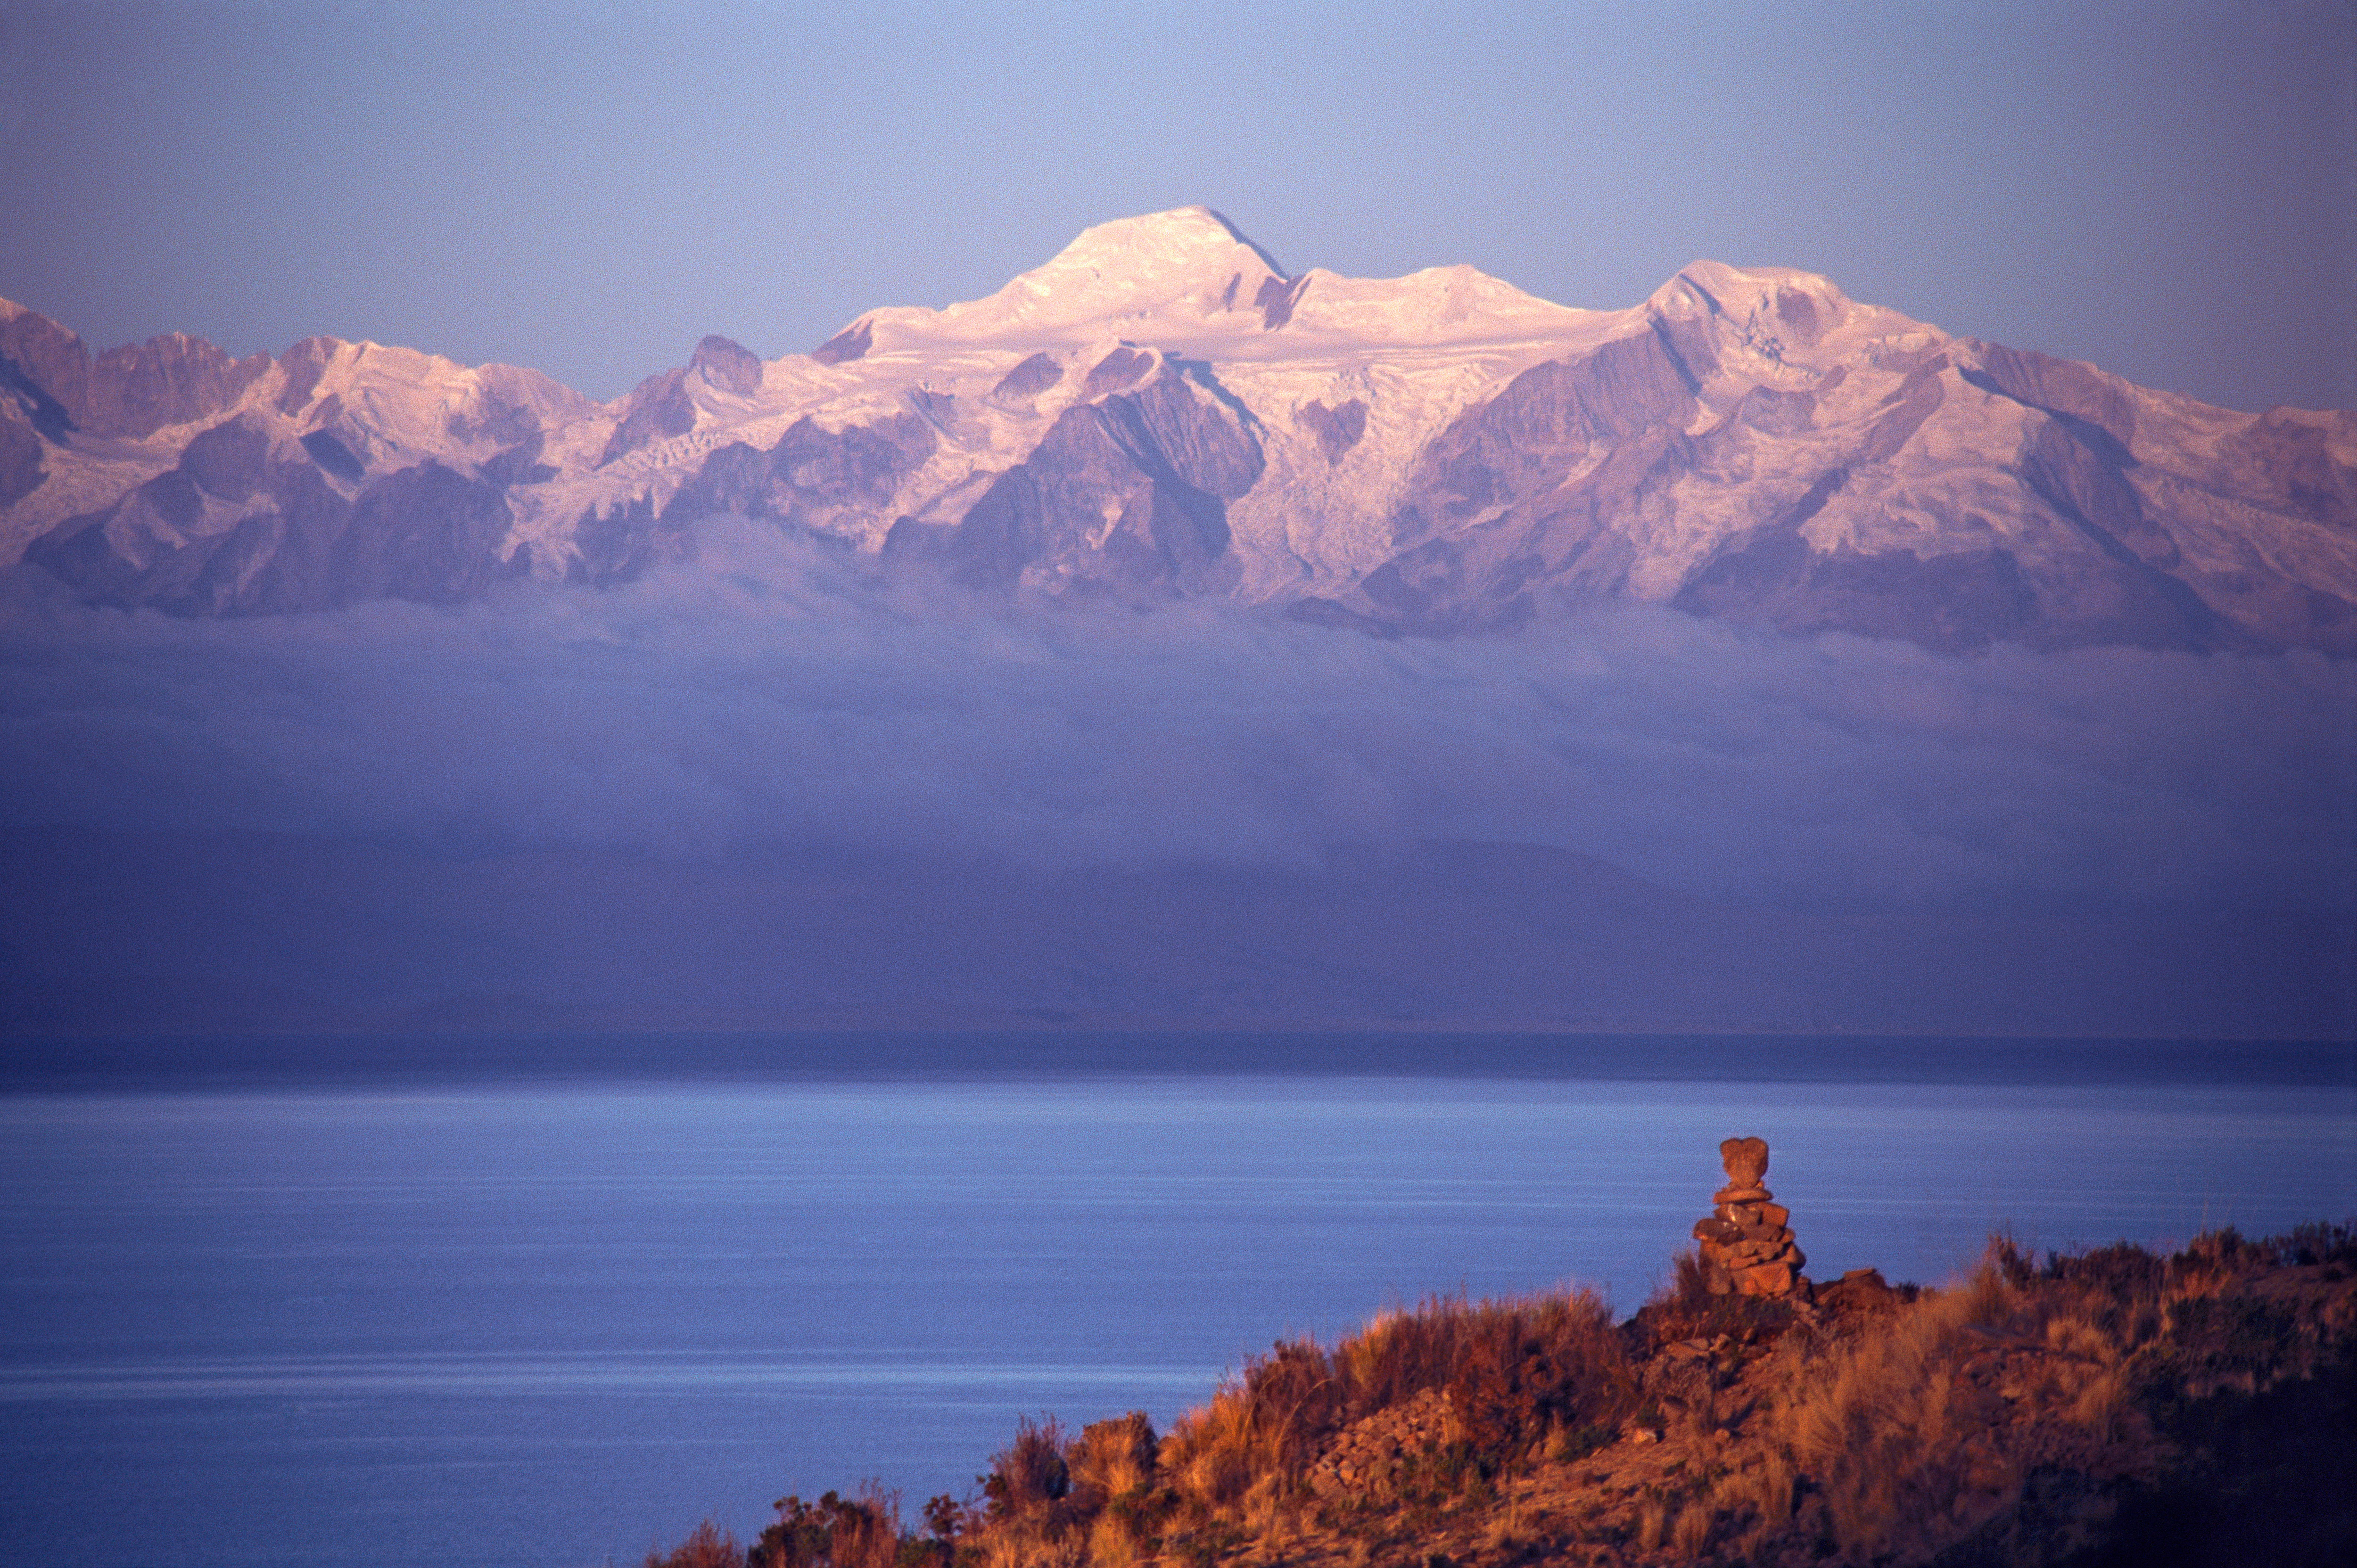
[1045,205,1288,286]
[997,205,1290,324]
[1647,263,1871,344]
[1283,263,1604,346]
[853,205,1293,352]
[840,207,1611,357]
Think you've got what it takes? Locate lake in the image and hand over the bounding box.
[1,1033,2350,1568]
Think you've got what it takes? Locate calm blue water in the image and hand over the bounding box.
[1,1035,2350,1568]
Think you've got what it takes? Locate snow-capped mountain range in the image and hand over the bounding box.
[5,206,2352,653]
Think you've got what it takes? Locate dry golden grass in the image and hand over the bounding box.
[1155,1284,1634,1528]
[646,1519,745,1568]
[1067,1412,1157,1508]
[646,1224,2357,1568]
[1668,1228,2355,1566]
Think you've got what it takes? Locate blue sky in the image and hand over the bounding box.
[2,0,2350,409]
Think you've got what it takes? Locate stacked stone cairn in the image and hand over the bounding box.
[1691,1136,1807,1297]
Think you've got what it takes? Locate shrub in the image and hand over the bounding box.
[1065,1412,1161,1566]
[647,1519,744,1568]
[1065,1411,1158,1510]
[752,1483,907,1568]
[1440,1291,1636,1463]
[2270,1220,2357,1270]
[1157,1285,1635,1524]
[919,1492,972,1545]
[1626,1247,1802,1352]
[981,1415,1070,1522]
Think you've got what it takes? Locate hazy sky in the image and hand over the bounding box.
[2,0,2350,410]
[8,521,2351,920]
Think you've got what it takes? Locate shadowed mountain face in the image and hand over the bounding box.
[3,208,2350,652]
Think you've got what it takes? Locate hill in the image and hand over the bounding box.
[650,1223,2357,1568]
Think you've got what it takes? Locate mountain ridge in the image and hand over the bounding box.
[4,208,2352,654]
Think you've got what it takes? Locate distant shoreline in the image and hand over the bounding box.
[4,1030,2352,1094]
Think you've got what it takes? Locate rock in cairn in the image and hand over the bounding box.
[1692,1136,1807,1297]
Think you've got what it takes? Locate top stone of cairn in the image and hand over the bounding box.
[1720,1136,1769,1189]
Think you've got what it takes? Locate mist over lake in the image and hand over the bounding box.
[6,538,2351,1039]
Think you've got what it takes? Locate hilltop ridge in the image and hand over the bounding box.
[649,1222,2357,1568]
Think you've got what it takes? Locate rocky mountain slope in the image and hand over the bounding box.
[5,207,2353,653]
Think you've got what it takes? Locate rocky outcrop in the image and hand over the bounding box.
[1297,398,1367,465]
[689,335,763,397]
[0,304,88,440]
[84,333,273,439]
[0,402,44,506]
[24,419,525,615]
[809,318,872,366]
[617,410,936,573]
[1691,1137,1807,1298]
[990,352,1063,404]
[328,460,520,605]
[930,362,1260,600]
[597,368,697,467]
[1303,1388,1456,1501]
[0,308,271,441]
[1348,331,1704,633]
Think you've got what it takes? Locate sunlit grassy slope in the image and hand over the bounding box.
[654,1224,2357,1568]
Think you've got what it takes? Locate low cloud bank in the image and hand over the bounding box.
[2,519,2350,918]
